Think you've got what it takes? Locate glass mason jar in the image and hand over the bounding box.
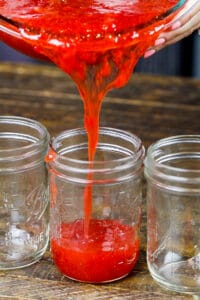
[145,135,200,295]
[47,127,145,283]
[0,116,50,269]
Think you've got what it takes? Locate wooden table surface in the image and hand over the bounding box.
[0,62,200,300]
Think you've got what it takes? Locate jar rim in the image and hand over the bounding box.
[48,127,145,182]
[50,127,144,164]
[0,116,49,173]
[145,134,200,172]
[144,135,200,191]
[0,116,49,157]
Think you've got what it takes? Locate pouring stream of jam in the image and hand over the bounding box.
[0,0,182,281]
[0,0,181,163]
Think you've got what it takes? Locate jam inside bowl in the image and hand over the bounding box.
[0,0,187,60]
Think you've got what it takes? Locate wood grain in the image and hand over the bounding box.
[0,62,200,299]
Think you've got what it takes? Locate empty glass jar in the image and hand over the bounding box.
[0,116,50,269]
[145,135,200,295]
[47,127,145,283]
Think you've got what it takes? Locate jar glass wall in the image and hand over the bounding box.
[145,135,200,295]
[47,127,145,283]
[0,116,50,269]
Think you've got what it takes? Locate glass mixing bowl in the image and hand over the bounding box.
[0,0,187,60]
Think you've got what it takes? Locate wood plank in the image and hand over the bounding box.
[0,62,199,299]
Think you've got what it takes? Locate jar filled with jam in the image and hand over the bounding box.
[47,127,145,283]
